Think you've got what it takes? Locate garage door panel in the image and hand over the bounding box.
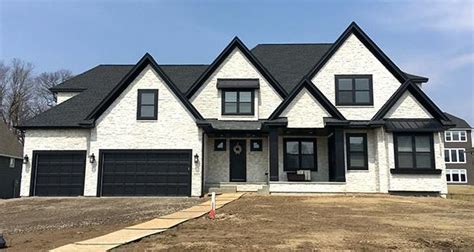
[33,151,86,196]
[100,150,191,196]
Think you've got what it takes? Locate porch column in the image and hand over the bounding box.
[329,127,346,182]
[269,128,279,181]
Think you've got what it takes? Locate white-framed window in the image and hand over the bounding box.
[9,157,15,168]
[444,131,467,142]
[444,148,466,163]
[446,169,468,183]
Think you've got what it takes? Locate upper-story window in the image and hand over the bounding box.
[137,89,158,120]
[335,75,373,106]
[445,131,467,142]
[222,90,254,115]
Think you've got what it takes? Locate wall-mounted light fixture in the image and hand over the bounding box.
[89,153,96,164]
[23,154,29,164]
[194,153,199,163]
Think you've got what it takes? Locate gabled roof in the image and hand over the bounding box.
[269,79,345,120]
[185,37,288,99]
[86,53,203,121]
[444,112,471,129]
[0,121,23,158]
[372,80,450,122]
[306,22,409,84]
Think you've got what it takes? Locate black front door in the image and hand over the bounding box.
[230,140,246,182]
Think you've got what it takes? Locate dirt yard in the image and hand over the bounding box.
[0,197,204,251]
[118,194,474,251]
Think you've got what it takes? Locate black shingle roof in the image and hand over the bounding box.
[444,112,471,128]
[20,43,428,128]
[251,43,333,92]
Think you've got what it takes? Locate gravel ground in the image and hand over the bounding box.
[118,194,474,251]
[0,197,204,251]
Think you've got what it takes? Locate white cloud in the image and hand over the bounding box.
[377,0,474,33]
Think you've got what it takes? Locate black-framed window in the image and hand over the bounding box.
[346,133,368,170]
[250,139,262,151]
[222,90,254,115]
[394,133,435,169]
[137,89,158,120]
[335,75,373,106]
[283,139,317,171]
[214,139,226,151]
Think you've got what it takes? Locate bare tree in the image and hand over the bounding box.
[34,70,73,113]
[0,62,10,123]
[4,59,35,133]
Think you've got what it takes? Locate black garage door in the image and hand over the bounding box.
[98,150,191,196]
[31,151,86,196]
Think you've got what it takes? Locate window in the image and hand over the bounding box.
[222,90,254,115]
[9,158,15,168]
[346,134,368,170]
[444,148,466,163]
[137,89,158,120]
[250,139,262,151]
[284,139,317,171]
[394,133,434,169]
[445,131,467,142]
[446,169,468,183]
[335,75,373,106]
[214,139,226,151]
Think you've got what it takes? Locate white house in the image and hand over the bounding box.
[18,22,452,197]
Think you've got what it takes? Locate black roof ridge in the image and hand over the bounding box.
[254,43,333,46]
[160,64,209,66]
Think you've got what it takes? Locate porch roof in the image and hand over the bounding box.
[197,118,287,131]
[384,119,447,132]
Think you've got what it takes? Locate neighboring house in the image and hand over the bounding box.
[0,120,23,199]
[443,113,473,185]
[17,22,453,198]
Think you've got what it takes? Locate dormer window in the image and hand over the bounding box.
[137,89,158,120]
[335,75,373,106]
[222,90,254,115]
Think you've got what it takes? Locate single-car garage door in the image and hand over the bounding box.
[98,150,191,196]
[31,151,86,196]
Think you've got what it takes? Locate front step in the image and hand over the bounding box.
[257,185,270,195]
[206,186,237,194]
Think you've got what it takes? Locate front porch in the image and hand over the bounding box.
[200,120,350,193]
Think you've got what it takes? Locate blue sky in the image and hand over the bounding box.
[1,0,473,125]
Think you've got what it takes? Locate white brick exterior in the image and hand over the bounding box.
[190,48,283,120]
[20,129,90,196]
[384,91,433,119]
[311,34,401,120]
[280,88,331,128]
[56,92,80,104]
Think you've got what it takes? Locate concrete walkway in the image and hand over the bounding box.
[51,193,244,252]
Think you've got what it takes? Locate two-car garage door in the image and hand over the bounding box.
[98,150,192,196]
[31,150,191,197]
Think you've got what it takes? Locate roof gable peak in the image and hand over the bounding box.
[185,37,287,99]
[270,78,345,120]
[86,53,203,122]
[305,21,408,83]
[372,80,449,122]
